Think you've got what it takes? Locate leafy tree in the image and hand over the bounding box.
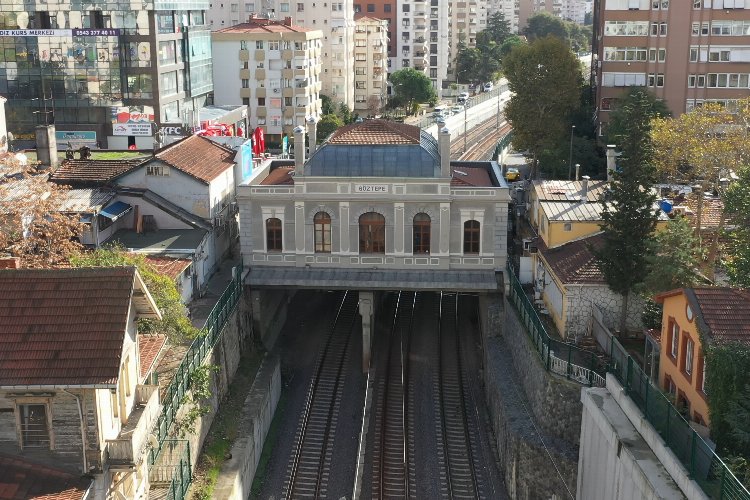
[637,216,701,296]
[69,247,199,342]
[316,114,344,143]
[457,12,516,84]
[456,47,484,84]
[727,383,750,457]
[500,35,525,58]
[337,102,353,125]
[593,88,659,334]
[607,87,670,146]
[723,164,750,287]
[705,340,750,455]
[389,67,437,114]
[481,11,513,45]
[503,36,582,178]
[0,160,83,268]
[320,94,335,115]
[524,12,570,43]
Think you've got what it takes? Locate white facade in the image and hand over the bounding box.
[212,18,323,139]
[488,0,520,33]
[353,16,389,113]
[560,0,590,24]
[449,0,488,81]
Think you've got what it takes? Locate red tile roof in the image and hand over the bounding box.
[538,234,606,285]
[154,135,236,184]
[687,287,750,344]
[138,334,167,380]
[327,120,422,145]
[50,158,149,185]
[684,195,724,229]
[451,167,492,187]
[0,453,91,500]
[142,256,192,281]
[0,267,140,387]
[260,166,295,186]
[215,16,312,33]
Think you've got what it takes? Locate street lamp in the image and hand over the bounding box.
[464,98,469,153]
[567,124,576,180]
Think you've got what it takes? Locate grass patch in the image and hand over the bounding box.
[190,348,264,500]
[19,150,150,162]
[250,389,289,499]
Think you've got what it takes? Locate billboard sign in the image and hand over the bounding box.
[55,130,97,148]
[110,105,154,124]
[113,123,152,136]
[240,141,253,182]
[0,28,120,37]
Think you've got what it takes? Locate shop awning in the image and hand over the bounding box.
[99,201,132,221]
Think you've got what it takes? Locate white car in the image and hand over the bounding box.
[451,106,463,115]
[484,82,494,92]
[457,92,470,104]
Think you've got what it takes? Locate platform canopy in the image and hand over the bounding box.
[246,266,501,292]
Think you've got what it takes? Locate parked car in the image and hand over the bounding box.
[457,92,470,104]
[451,106,463,115]
[505,167,521,181]
[484,82,494,92]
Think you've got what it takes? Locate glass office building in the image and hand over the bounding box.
[0,0,213,148]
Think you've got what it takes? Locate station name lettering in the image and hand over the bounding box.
[355,184,389,193]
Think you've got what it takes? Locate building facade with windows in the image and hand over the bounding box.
[353,15,388,113]
[654,287,750,429]
[0,0,213,149]
[212,16,323,143]
[594,0,750,134]
[237,119,510,283]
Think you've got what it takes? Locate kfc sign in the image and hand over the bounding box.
[110,106,155,124]
[159,125,189,136]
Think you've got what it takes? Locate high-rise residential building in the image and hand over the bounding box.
[450,0,488,81]
[212,16,323,143]
[353,15,389,113]
[561,0,591,24]
[0,1,213,149]
[353,1,397,65]
[489,0,574,33]
[593,0,750,135]
[487,0,520,33]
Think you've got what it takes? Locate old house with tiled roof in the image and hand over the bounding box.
[654,287,750,428]
[0,266,163,500]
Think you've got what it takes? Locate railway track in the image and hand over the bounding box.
[372,291,418,500]
[283,290,359,500]
[459,122,512,162]
[436,292,482,499]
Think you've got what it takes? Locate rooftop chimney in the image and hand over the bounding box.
[581,175,590,201]
[606,145,617,182]
[293,125,305,176]
[0,256,20,269]
[438,124,451,177]
[307,116,318,157]
[284,16,292,26]
[35,124,58,170]
[575,163,581,181]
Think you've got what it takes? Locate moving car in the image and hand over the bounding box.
[484,82,494,92]
[505,167,521,181]
[451,106,463,115]
[457,92,470,104]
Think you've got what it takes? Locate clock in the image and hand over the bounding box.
[686,303,694,322]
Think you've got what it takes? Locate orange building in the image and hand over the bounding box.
[654,287,750,427]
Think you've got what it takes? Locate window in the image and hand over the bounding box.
[314,212,332,253]
[297,2,304,11]
[255,40,264,49]
[670,320,679,359]
[359,212,385,253]
[563,222,572,232]
[146,165,169,176]
[463,220,480,254]
[384,3,391,11]
[413,213,431,254]
[242,79,249,88]
[18,404,50,448]
[656,73,665,87]
[684,337,694,375]
[266,218,282,251]
[649,48,666,62]
[240,40,247,50]
[367,3,375,11]
[110,390,119,419]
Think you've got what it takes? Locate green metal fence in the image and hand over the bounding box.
[149,440,192,500]
[608,338,750,500]
[506,262,605,386]
[150,266,243,466]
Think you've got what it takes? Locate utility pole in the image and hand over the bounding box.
[463,98,469,153]
[567,124,576,180]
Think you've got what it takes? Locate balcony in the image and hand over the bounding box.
[106,384,159,468]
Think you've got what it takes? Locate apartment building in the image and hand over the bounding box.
[489,0,581,33]
[212,16,323,143]
[594,0,750,133]
[450,0,488,81]
[561,0,592,24]
[353,15,389,113]
[354,1,397,63]
[0,0,213,149]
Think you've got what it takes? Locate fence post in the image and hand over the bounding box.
[545,338,551,371]
[665,404,671,445]
[567,345,572,379]
[690,431,697,478]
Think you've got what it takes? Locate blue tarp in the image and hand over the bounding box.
[99,201,132,221]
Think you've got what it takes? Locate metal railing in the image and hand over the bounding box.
[608,338,750,499]
[149,439,192,500]
[506,262,605,386]
[149,266,243,465]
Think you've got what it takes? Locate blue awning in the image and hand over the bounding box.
[99,201,132,221]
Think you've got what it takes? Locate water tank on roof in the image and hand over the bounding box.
[659,199,673,213]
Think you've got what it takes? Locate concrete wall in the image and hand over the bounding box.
[250,288,296,349]
[565,285,645,339]
[213,354,282,499]
[480,293,582,498]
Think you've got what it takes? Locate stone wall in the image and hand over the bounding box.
[480,293,582,499]
[565,285,645,340]
[213,354,281,499]
[250,288,295,349]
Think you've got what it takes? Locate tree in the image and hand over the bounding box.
[367,95,383,117]
[651,98,750,269]
[723,164,750,287]
[389,67,437,114]
[0,160,83,268]
[593,89,660,334]
[637,216,701,296]
[320,94,335,115]
[524,12,570,43]
[69,247,199,342]
[316,114,344,143]
[607,87,670,146]
[481,12,513,45]
[503,36,582,178]
[455,46,484,84]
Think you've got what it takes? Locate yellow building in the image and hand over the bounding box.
[654,287,750,427]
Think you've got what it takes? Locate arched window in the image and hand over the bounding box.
[463,220,480,254]
[314,212,331,253]
[413,213,431,254]
[359,212,385,253]
[266,218,282,252]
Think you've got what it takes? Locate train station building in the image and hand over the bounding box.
[236,119,511,367]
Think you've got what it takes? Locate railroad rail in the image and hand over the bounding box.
[459,122,512,162]
[284,290,359,500]
[372,291,418,500]
[437,292,481,499]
